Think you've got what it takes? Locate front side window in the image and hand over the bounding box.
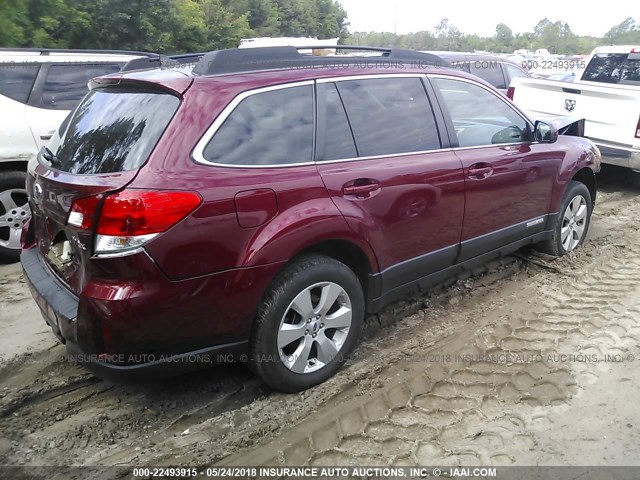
[433,77,529,148]
[39,64,122,110]
[582,53,640,86]
[203,85,314,166]
[336,77,441,157]
[0,64,39,103]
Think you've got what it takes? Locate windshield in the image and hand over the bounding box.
[48,88,180,174]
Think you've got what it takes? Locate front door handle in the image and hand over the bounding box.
[343,179,380,197]
[468,163,494,179]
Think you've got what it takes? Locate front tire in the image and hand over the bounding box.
[250,254,365,392]
[537,180,592,257]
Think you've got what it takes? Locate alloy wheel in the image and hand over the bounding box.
[277,282,352,374]
[0,188,30,251]
[561,195,587,252]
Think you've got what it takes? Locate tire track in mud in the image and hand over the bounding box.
[1,175,639,467]
[0,377,103,419]
[0,256,529,466]
[223,203,640,467]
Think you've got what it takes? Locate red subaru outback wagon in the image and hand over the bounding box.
[21,47,600,392]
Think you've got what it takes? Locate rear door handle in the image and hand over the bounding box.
[342,179,380,196]
[468,163,494,179]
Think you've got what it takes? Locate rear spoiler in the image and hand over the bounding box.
[120,53,205,72]
[89,68,194,96]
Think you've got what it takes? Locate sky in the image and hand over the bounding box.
[337,0,636,37]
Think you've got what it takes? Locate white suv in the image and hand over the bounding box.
[0,49,150,261]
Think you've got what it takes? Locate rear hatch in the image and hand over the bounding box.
[27,84,182,295]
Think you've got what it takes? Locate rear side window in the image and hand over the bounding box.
[39,64,123,110]
[50,89,180,174]
[319,83,358,161]
[203,85,314,166]
[0,64,39,103]
[469,61,506,89]
[336,77,441,157]
[582,53,640,86]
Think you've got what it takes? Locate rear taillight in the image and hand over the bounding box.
[96,190,202,236]
[68,190,202,254]
[68,195,101,230]
[507,86,515,100]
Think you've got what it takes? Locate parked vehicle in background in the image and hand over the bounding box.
[509,46,640,172]
[539,72,577,82]
[0,49,155,262]
[239,37,339,55]
[21,46,600,392]
[423,51,530,95]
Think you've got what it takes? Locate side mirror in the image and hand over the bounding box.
[534,120,558,143]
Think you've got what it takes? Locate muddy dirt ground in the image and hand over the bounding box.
[1,166,640,470]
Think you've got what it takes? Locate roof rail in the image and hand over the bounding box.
[120,52,206,72]
[192,46,449,76]
[0,47,158,57]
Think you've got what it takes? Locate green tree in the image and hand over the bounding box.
[167,0,207,52]
[494,23,513,51]
[63,0,175,50]
[2,2,634,56]
[201,0,251,50]
[0,0,28,46]
[604,17,640,44]
[227,0,281,37]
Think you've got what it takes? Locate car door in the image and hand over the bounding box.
[430,75,563,262]
[0,63,41,163]
[25,63,122,150]
[315,76,466,292]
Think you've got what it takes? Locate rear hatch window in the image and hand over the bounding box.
[582,52,640,86]
[48,88,180,174]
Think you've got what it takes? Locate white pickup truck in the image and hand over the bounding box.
[508,46,640,173]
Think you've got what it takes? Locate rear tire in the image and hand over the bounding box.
[0,171,30,263]
[537,180,592,257]
[250,254,364,392]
